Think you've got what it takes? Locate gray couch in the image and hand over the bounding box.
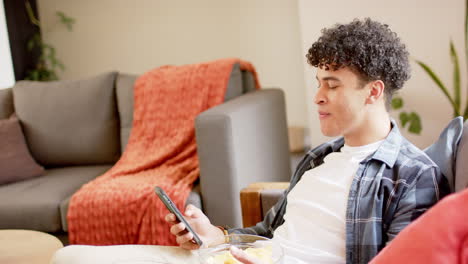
[0,65,291,243]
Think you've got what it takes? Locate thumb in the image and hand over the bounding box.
[184,204,203,218]
[230,246,263,264]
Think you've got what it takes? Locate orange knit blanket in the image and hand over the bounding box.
[67,58,259,245]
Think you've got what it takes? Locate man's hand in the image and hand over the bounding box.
[164,204,225,250]
[230,246,266,264]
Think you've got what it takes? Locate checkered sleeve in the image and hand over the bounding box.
[386,165,450,243]
[228,191,287,238]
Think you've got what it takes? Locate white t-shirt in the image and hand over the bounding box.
[272,140,383,264]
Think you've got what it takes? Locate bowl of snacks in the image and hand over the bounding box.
[198,234,283,264]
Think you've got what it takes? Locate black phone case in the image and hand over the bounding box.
[154,186,203,246]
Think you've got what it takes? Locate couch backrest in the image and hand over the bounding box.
[0,88,14,119]
[224,63,243,100]
[115,73,137,151]
[116,63,252,152]
[455,120,468,191]
[12,72,120,166]
[242,67,257,93]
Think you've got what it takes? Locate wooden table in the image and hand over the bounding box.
[0,229,63,264]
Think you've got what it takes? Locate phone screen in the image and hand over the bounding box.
[154,186,203,246]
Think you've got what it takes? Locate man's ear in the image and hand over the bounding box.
[366,80,385,104]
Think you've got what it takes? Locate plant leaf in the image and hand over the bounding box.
[31,70,39,81]
[25,0,40,27]
[49,46,56,57]
[391,97,404,110]
[57,62,65,71]
[49,56,57,67]
[27,39,35,51]
[27,33,41,51]
[56,11,75,31]
[408,112,422,134]
[415,60,459,112]
[399,112,410,127]
[449,40,461,117]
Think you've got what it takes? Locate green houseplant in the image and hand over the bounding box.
[391,1,468,134]
[391,96,422,134]
[25,0,75,81]
[415,0,468,121]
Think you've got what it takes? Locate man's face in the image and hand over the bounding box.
[315,66,370,138]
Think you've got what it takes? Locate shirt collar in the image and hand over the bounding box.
[365,119,402,168]
[309,119,403,168]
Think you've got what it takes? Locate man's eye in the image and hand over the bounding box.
[329,86,338,89]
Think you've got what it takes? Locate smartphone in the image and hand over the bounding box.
[154,186,203,246]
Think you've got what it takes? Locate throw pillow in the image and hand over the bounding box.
[455,120,468,191]
[424,116,464,192]
[0,114,44,185]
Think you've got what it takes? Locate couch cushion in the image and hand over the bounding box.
[455,120,468,191]
[13,72,120,166]
[0,115,44,185]
[0,165,112,232]
[116,65,243,152]
[0,88,14,119]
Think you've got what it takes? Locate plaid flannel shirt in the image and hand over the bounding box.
[230,121,451,263]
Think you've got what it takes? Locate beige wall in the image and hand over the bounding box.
[37,0,308,128]
[298,0,466,148]
[38,0,467,148]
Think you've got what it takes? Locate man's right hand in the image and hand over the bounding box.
[230,246,266,264]
[164,204,225,250]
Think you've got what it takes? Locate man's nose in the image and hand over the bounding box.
[314,88,327,105]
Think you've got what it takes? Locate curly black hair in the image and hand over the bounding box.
[306,18,411,108]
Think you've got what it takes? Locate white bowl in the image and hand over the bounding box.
[198,234,283,264]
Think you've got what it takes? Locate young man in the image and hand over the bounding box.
[166,18,450,264]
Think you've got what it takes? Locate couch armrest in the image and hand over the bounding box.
[240,182,289,228]
[195,89,291,228]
